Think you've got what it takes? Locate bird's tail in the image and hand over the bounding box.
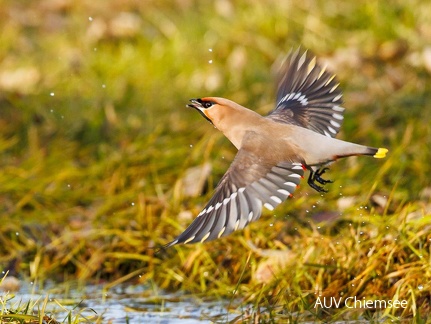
[333,146,388,160]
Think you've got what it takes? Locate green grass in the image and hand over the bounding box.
[1,0,430,322]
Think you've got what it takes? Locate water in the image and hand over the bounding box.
[4,282,236,323]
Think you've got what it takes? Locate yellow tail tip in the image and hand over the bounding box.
[374,148,388,159]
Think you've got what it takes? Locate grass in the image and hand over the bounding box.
[1,0,430,322]
[0,274,98,323]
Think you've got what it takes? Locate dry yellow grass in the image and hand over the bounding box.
[1,0,430,322]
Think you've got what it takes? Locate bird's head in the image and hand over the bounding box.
[187,97,230,126]
[187,98,218,124]
[187,97,244,125]
[187,97,259,149]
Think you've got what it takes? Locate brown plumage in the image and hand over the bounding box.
[164,49,388,248]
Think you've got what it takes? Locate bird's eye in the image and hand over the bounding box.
[202,101,213,108]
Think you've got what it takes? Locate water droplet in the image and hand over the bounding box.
[89,17,93,21]
[15,232,19,236]
[94,48,97,51]
[208,48,213,52]
[269,223,273,227]
[50,109,54,113]
[50,92,55,96]
[418,284,424,290]
[189,144,193,148]
[131,202,135,206]
[208,60,213,64]
[67,184,71,188]
[102,84,106,88]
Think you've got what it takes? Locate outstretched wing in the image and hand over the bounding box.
[164,149,305,248]
[267,48,345,138]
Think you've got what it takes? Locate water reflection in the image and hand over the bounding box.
[5,282,235,323]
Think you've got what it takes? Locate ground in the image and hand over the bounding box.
[0,0,430,322]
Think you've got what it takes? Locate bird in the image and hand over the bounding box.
[164,48,388,248]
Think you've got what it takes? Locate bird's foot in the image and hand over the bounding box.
[308,167,333,192]
[314,167,333,184]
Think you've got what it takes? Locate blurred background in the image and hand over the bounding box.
[1,0,430,320]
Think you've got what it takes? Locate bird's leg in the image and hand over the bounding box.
[307,167,333,193]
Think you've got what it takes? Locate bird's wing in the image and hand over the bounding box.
[164,148,304,248]
[266,48,345,138]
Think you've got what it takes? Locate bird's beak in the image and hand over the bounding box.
[187,99,203,110]
[186,99,212,123]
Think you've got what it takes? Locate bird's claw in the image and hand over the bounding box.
[314,167,333,185]
[308,167,332,192]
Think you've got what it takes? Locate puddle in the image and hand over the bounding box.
[3,281,239,323]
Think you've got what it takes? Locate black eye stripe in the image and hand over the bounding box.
[196,99,215,109]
